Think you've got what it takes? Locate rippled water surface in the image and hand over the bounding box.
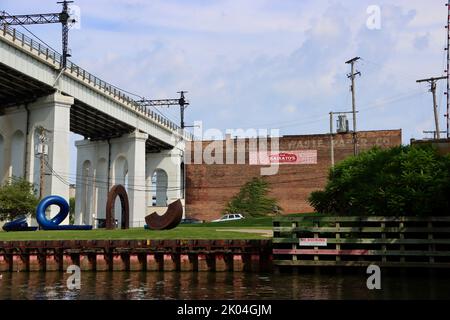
[0,271,449,300]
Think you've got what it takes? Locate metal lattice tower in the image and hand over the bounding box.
[446,0,450,138]
[138,91,190,129]
[0,1,75,69]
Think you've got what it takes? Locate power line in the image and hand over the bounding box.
[41,157,329,192]
[360,58,421,81]
[0,10,60,54]
[359,90,427,112]
[48,164,332,188]
[206,89,425,134]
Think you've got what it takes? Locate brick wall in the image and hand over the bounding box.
[411,138,450,155]
[185,130,402,221]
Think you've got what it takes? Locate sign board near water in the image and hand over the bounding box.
[299,238,327,247]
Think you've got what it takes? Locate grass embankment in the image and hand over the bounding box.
[190,217,274,228]
[0,214,320,241]
[0,227,267,241]
[0,217,274,241]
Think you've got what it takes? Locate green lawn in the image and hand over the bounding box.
[190,217,274,228]
[188,214,318,228]
[0,226,269,241]
[0,214,323,241]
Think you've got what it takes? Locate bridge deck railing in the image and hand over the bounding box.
[1,25,193,141]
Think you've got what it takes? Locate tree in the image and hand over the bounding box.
[308,145,450,216]
[0,178,39,221]
[224,177,280,217]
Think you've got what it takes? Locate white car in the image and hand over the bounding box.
[211,213,245,223]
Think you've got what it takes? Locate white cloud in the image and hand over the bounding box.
[1,0,448,160]
[283,104,298,114]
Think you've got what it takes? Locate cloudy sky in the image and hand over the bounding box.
[2,0,448,175]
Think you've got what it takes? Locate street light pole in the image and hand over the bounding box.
[35,126,49,200]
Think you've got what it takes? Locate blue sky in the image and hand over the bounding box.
[2,0,448,179]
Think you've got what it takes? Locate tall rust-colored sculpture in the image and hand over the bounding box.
[106,185,129,230]
[145,199,183,230]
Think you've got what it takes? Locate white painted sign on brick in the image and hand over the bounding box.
[249,150,317,165]
[299,238,327,247]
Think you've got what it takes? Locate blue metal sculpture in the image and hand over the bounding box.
[36,195,92,230]
[2,216,38,232]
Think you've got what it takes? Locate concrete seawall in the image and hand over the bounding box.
[0,240,273,272]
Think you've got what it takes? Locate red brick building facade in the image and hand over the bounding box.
[185,130,402,221]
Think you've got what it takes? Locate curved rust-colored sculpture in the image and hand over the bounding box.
[106,185,129,230]
[145,199,183,230]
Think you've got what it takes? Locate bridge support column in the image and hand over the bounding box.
[30,93,73,223]
[74,139,109,226]
[126,131,148,228]
[0,93,72,224]
[0,106,27,184]
[146,144,185,216]
[75,131,148,228]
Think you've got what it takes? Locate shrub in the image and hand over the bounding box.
[308,145,450,216]
[224,177,280,217]
[0,178,39,221]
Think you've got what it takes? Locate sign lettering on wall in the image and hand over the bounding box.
[250,150,317,165]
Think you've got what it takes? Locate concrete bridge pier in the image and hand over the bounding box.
[123,130,148,228]
[75,133,185,228]
[0,92,73,224]
[146,145,185,217]
[75,131,150,228]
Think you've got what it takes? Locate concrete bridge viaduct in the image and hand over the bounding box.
[0,26,189,227]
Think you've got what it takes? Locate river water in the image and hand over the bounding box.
[0,271,448,300]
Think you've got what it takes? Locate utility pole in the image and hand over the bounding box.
[345,57,361,156]
[416,76,446,139]
[35,126,49,200]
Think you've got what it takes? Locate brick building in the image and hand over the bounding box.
[185,129,402,221]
